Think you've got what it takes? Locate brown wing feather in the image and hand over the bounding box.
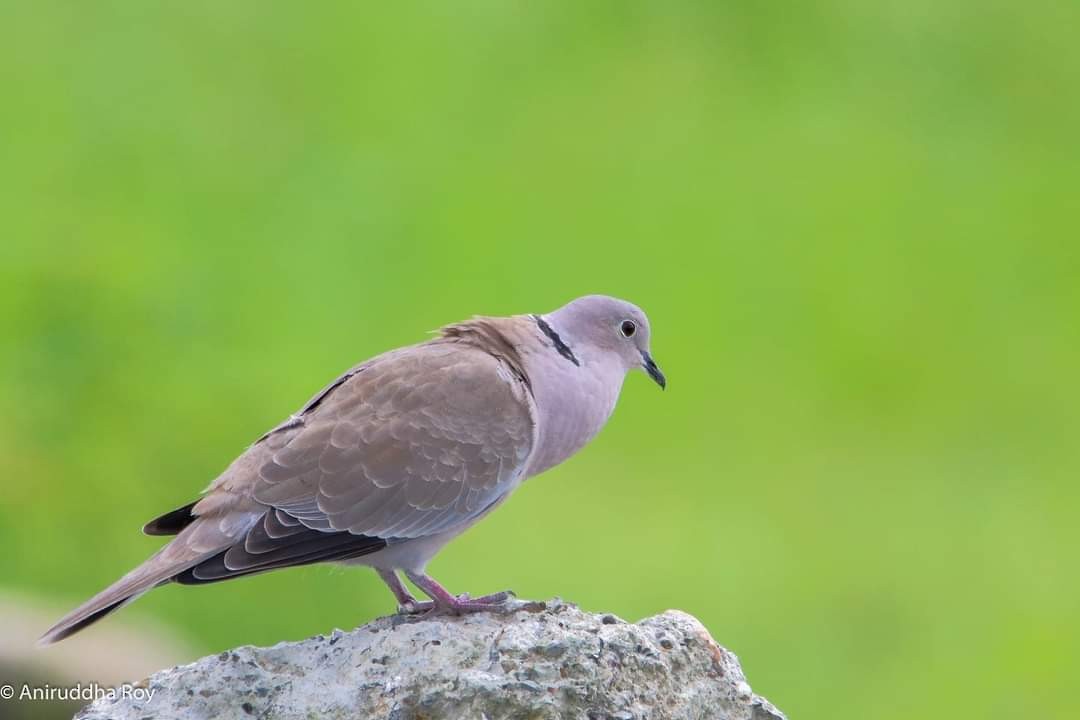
[253,342,534,539]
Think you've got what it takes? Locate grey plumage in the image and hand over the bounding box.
[41,295,664,644]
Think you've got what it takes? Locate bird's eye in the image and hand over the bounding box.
[620,320,637,338]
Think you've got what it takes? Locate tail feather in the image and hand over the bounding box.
[38,511,256,645]
[38,549,202,645]
[38,589,146,644]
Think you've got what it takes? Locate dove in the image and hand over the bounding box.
[41,294,665,644]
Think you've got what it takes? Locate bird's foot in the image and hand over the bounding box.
[401,571,526,616]
[435,591,514,614]
[397,599,434,614]
[397,589,517,616]
[460,589,516,605]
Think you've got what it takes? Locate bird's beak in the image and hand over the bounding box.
[641,352,666,390]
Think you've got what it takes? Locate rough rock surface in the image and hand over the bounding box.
[76,599,785,720]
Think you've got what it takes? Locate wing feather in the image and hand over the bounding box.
[251,342,534,540]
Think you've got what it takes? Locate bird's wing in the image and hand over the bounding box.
[250,341,536,540]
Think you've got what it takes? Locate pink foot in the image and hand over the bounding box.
[403,571,515,615]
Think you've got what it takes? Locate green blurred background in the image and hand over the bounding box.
[2,2,1078,718]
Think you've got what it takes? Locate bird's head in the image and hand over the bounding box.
[544,295,665,389]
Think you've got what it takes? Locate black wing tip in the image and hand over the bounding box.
[174,526,387,585]
[143,500,199,536]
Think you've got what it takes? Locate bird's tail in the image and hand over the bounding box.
[38,515,247,645]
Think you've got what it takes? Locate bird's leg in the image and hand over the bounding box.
[403,571,514,614]
[376,569,434,613]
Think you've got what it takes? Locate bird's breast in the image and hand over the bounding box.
[522,357,625,477]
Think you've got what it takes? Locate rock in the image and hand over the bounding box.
[75,599,785,720]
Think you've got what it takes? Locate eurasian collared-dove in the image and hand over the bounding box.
[41,295,665,643]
